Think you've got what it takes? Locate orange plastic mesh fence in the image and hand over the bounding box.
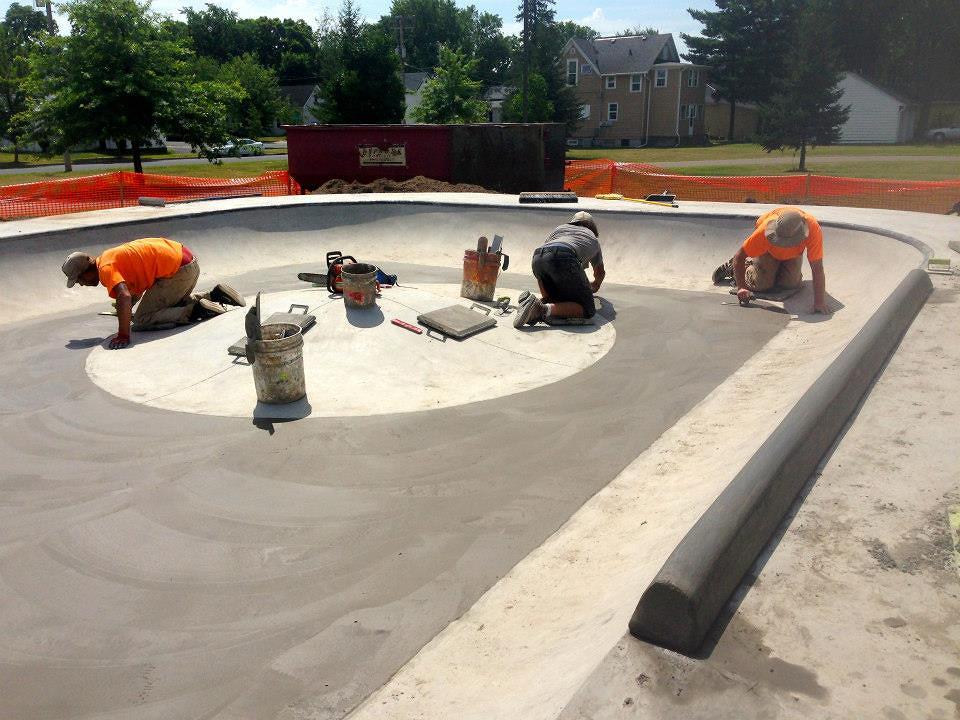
[565,159,960,215]
[0,170,298,221]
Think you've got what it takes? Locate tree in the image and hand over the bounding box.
[216,54,286,136]
[0,4,53,162]
[315,0,405,123]
[682,0,801,140]
[413,45,487,123]
[379,0,469,73]
[20,0,235,171]
[616,25,658,37]
[502,72,553,121]
[182,4,253,63]
[757,2,849,171]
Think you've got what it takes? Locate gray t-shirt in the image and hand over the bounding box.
[542,224,604,269]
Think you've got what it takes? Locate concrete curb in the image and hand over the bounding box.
[628,267,934,654]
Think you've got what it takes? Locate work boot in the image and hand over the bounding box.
[712,259,734,285]
[209,283,246,307]
[190,298,228,321]
[513,295,544,328]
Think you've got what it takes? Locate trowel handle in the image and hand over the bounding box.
[499,253,509,271]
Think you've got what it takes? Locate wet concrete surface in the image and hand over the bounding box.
[0,265,785,719]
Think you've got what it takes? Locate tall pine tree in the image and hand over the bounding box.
[757,1,849,170]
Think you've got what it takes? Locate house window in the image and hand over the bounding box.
[679,104,688,119]
[608,103,618,121]
[630,74,642,92]
[690,104,699,119]
[580,104,590,120]
[688,70,700,87]
[604,75,616,89]
[567,59,578,86]
[655,69,667,87]
[581,64,594,75]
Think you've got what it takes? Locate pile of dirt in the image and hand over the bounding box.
[310,176,494,194]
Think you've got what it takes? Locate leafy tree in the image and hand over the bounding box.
[502,72,554,121]
[461,8,511,86]
[682,0,801,140]
[182,4,253,62]
[216,54,285,136]
[615,25,658,37]
[413,44,487,123]
[757,2,849,171]
[20,0,235,170]
[4,2,54,43]
[0,5,53,162]
[315,0,405,123]
[555,20,597,42]
[379,0,469,72]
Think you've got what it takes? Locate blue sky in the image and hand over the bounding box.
[9,0,715,53]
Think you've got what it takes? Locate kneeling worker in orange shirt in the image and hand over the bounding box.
[62,237,245,349]
[712,207,830,315]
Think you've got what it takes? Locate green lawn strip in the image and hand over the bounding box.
[0,148,285,169]
[0,159,289,187]
[663,161,960,181]
[567,143,960,164]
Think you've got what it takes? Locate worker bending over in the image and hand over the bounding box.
[514,211,605,328]
[713,206,830,314]
[62,237,245,349]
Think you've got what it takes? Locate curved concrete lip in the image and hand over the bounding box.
[86,284,616,418]
[1,194,955,720]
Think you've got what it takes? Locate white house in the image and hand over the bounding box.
[403,72,428,124]
[837,71,917,144]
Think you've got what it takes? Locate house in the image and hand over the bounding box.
[275,84,320,132]
[403,72,428,124]
[563,34,708,147]
[704,84,759,142]
[483,85,512,123]
[837,71,917,144]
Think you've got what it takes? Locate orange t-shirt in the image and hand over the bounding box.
[97,238,186,298]
[741,207,824,262]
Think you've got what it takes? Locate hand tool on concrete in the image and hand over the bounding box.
[298,272,327,285]
[230,301,316,357]
[391,318,423,334]
[518,191,578,203]
[727,286,802,303]
[595,192,678,209]
[417,303,497,340]
[490,235,503,254]
[720,297,790,315]
[477,236,488,253]
[926,257,954,275]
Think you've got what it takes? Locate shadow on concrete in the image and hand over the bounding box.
[66,337,106,350]
[252,397,313,434]
[345,305,384,328]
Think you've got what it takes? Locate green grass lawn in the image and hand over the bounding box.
[0,159,289,187]
[567,143,960,163]
[0,148,286,169]
[663,160,960,181]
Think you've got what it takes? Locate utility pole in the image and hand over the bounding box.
[391,15,414,71]
[521,0,529,122]
[41,0,72,171]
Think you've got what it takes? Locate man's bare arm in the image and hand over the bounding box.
[733,248,751,302]
[591,264,606,293]
[810,259,828,314]
[111,283,133,349]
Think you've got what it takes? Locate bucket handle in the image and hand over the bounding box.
[499,253,509,271]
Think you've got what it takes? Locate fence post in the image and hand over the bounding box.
[118,172,125,208]
[804,173,811,205]
[609,161,617,194]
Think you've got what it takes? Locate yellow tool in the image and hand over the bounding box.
[595,192,678,208]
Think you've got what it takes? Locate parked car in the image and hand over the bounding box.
[926,126,960,143]
[208,138,265,157]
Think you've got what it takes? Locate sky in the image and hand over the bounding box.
[7,0,716,53]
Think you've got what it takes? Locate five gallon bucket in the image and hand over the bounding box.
[251,322,305,404]
[341,262,378,309]
[461,251,503,302]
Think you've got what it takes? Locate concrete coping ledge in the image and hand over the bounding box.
[628,267,934,654]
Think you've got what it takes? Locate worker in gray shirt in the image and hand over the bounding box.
[514,211,605,328]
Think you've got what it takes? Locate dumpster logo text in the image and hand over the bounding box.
[358,144,407,167]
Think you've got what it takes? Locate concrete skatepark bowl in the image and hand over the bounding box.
[0,195,950,719]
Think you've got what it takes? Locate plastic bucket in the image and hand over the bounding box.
[341,262,378,309]
[251,323,306,404]
[461,250,501,301]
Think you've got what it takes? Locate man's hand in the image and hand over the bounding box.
[108,332,130,350]
[813,301,831,315]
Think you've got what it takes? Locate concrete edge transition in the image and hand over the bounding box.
[628,267,934,654]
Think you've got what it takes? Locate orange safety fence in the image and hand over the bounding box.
[564,159,960,215]
[0,170,299,221]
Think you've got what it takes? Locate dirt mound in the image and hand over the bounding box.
[311,176,493,194]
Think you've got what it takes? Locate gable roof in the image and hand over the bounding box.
[842,71,916,106]
[566,34,681,75]
[279,84,317,107]
[403,72,428,93]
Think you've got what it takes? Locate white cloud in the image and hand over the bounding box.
[567,8,634,36]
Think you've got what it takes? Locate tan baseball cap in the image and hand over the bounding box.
[764,209,809,248]
[570,211,599,236]
[62,252,93,287]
